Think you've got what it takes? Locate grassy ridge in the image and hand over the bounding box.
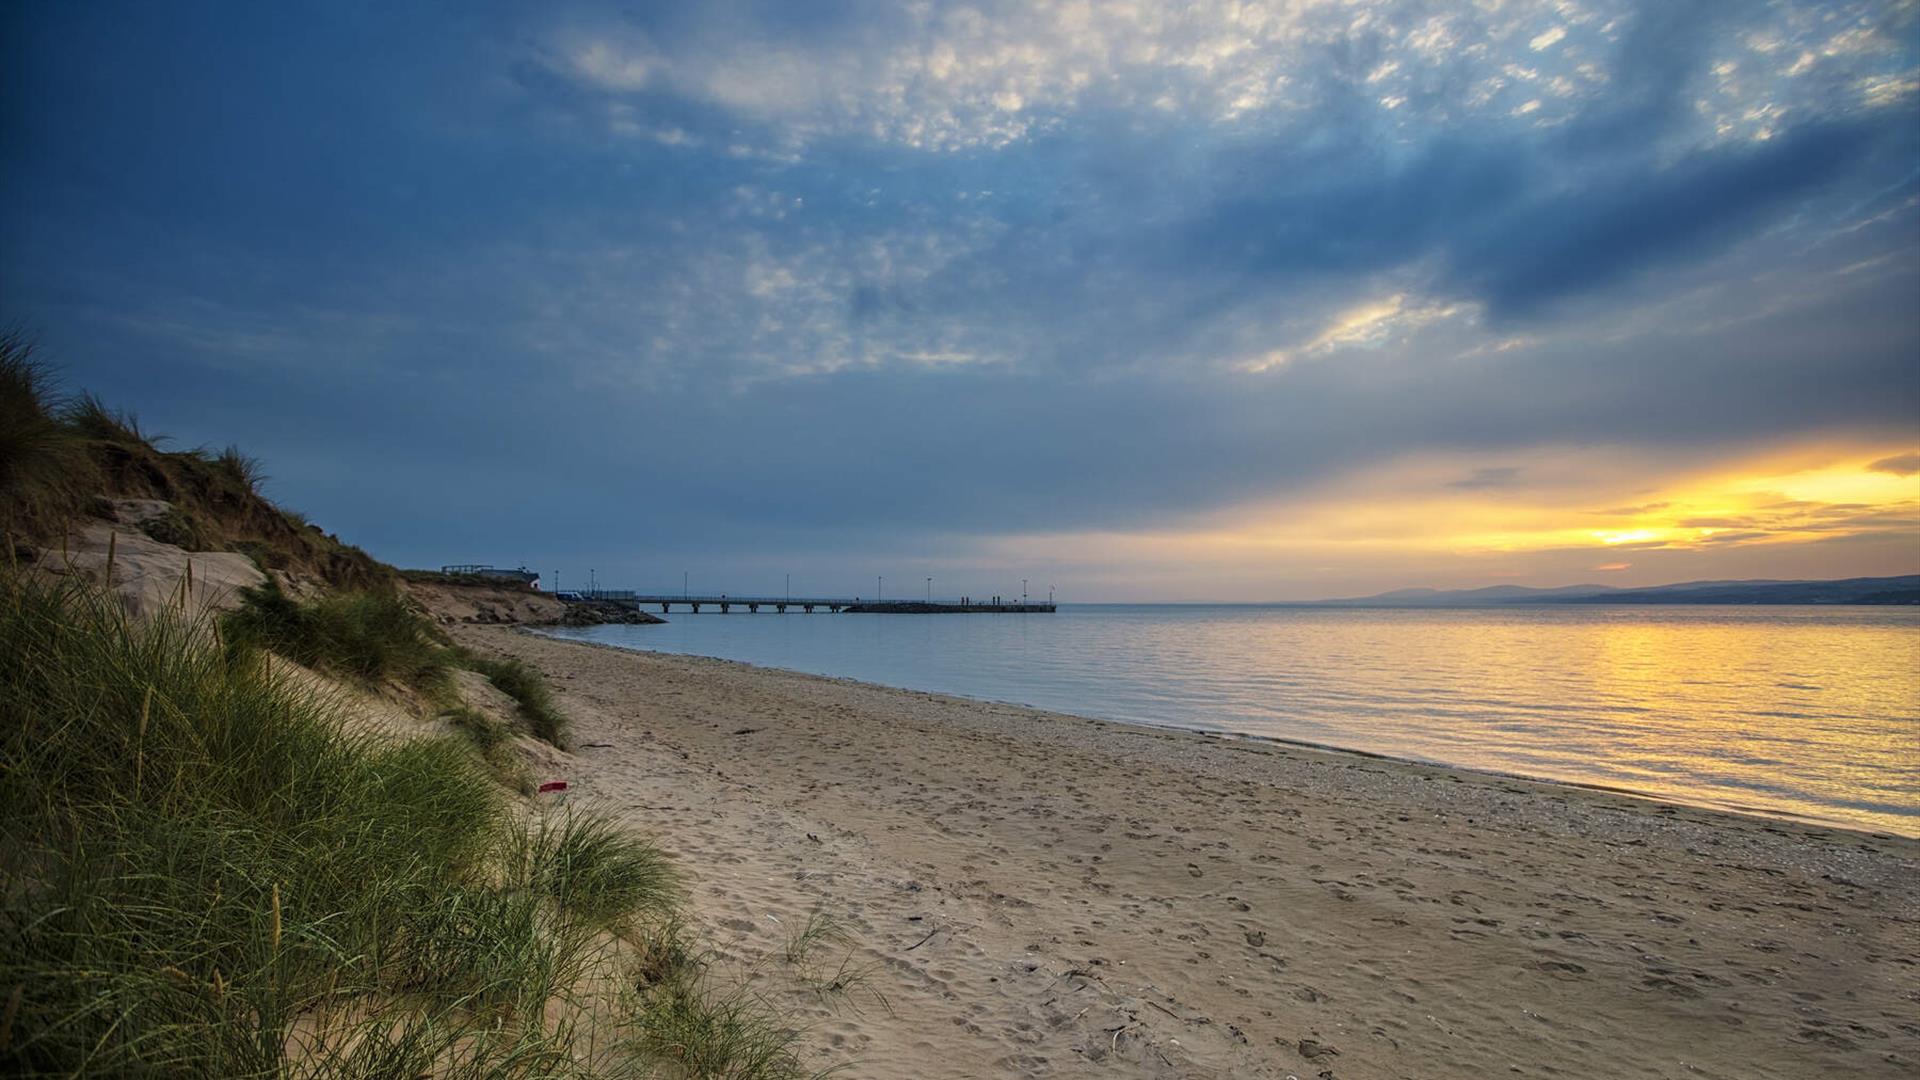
[0,561,813,1078]
[221,580,573,749]
[222,579,453,690]
[1,335,388,590]
[1,340,825,1076]
[0,571,614,1073]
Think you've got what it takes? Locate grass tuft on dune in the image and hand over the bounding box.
[222,577,453,691]
[219,580,575,753]
[0,335,96,541]
[460,654,571,748]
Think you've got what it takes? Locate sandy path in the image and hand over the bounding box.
[455,627,1919,1080]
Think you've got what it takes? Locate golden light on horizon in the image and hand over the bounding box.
[1569,451,1920,552]
[987,444,1920,593]
[1595,528,1661,546]
[1281,445,1920,558]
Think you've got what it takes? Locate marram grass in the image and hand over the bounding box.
[221,577,453,691]
[458,654,571,749]
[0,569,820,1078]
[223,582,573,750]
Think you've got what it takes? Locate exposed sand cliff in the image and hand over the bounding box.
[406,577,569,626]
[32,516,267,617]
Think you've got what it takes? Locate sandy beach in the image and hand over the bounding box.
[454,625,1919,1080]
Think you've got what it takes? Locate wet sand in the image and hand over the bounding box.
[455,626,1919,1079]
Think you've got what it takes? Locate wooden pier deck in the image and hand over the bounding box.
[559,591,1054,615]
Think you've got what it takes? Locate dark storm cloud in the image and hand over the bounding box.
[1450,121,1880,316]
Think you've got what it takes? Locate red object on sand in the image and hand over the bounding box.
[538,781,569,793]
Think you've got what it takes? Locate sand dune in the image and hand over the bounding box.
[456,626,1918,1079]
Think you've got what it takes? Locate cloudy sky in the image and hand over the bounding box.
[4,1,1917,600]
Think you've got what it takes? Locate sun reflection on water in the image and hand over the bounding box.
[560,604,1920,835]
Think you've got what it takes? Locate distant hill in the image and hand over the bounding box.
[1312,575,1920,607]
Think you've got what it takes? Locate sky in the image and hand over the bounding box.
[3,0,1918,602]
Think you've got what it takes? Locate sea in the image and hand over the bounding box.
[545,604,1920,836]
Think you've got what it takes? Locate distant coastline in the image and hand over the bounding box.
[1300,573,1920,607]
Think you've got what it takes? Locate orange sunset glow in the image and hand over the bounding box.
[993,445,1920,598]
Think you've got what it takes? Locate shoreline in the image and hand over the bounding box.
[469,624,1917,1078]
[533,628,1915,843]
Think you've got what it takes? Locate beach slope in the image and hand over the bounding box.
[459,626,1918,1079]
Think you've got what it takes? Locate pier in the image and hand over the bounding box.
[558,590,1054,615]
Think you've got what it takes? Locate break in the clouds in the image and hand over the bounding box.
[3,1,1917,599]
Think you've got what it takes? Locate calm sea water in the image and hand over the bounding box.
[547,604,1920,835]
